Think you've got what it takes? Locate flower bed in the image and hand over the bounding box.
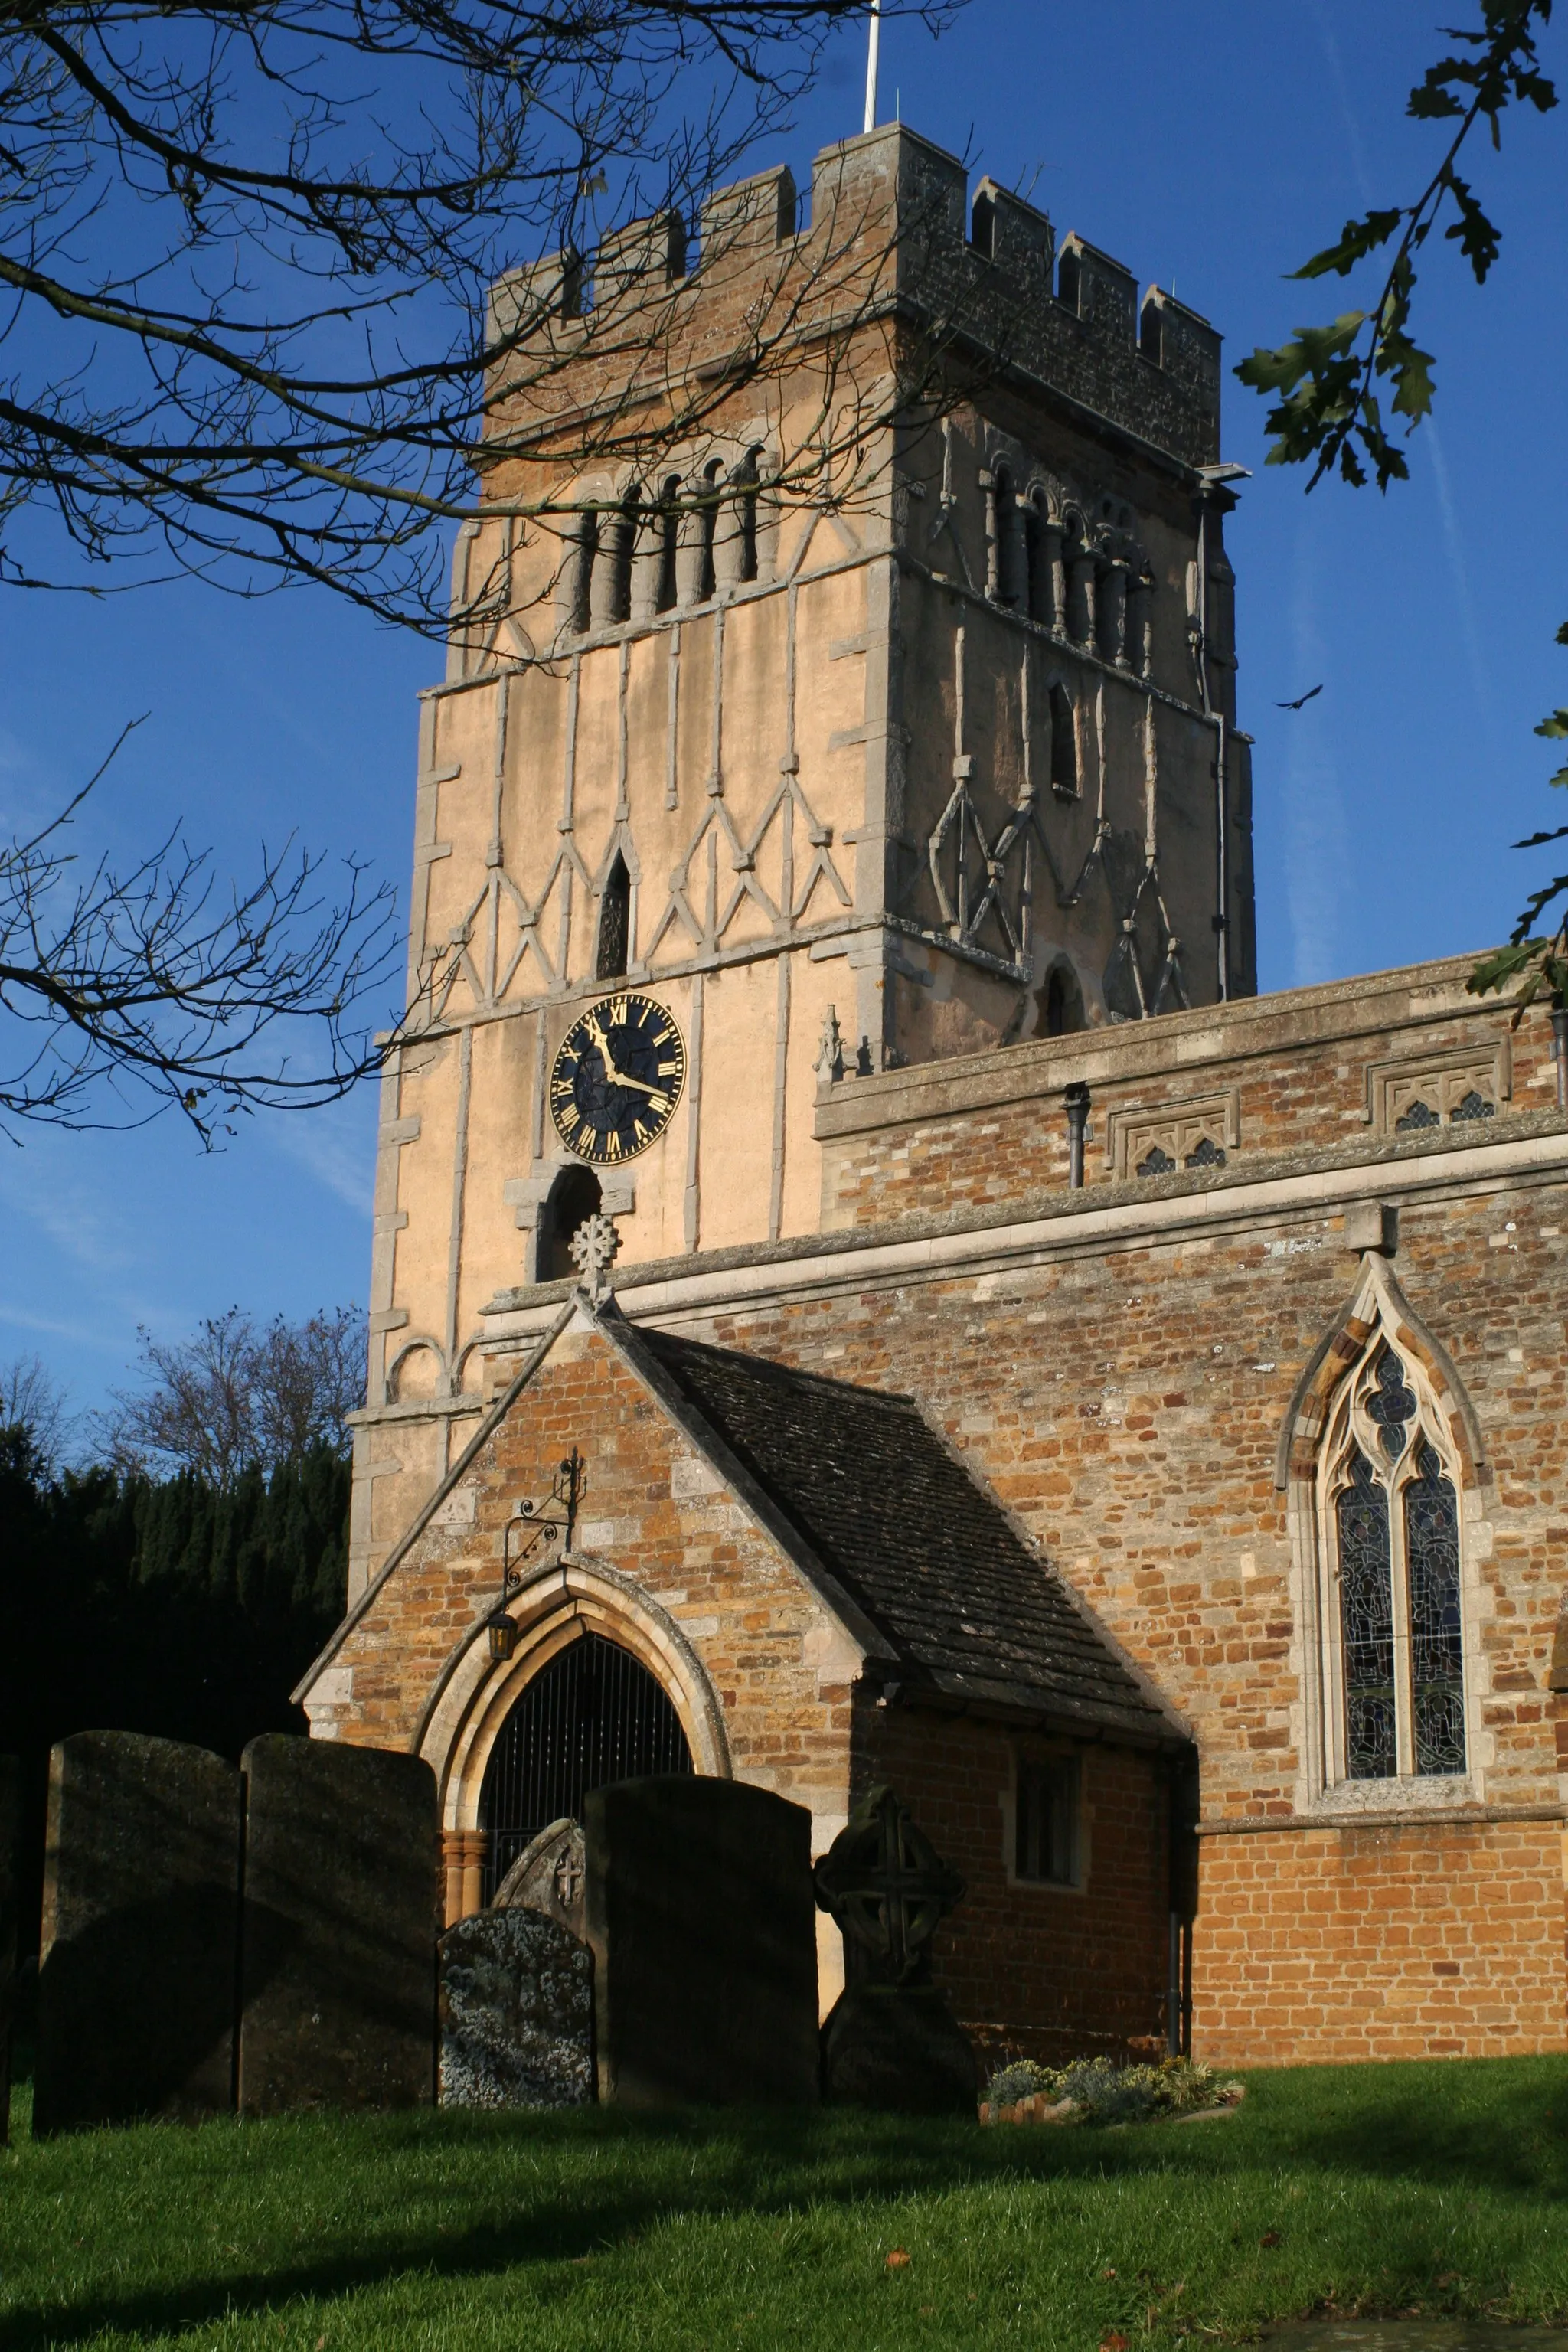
[979,2055,1244,2126]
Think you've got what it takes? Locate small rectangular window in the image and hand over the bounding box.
[1014,1754,1080,1885]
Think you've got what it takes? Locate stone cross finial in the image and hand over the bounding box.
[569,1210,621,1301]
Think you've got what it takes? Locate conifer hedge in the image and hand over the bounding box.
[0,1429,350,1962]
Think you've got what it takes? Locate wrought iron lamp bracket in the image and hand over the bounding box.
[487,1449,587,1662]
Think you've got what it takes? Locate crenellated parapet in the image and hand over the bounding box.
[482,124,1222,482]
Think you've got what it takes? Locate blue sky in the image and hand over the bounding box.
[3,2,1564,1427]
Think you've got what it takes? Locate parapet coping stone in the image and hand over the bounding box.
[479,1102,1568,1326]
[815,952,1529,1140]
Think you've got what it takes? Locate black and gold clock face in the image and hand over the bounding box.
[550,992,686,1165]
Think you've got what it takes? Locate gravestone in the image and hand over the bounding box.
[0,1756,18,2145]
[237,1735,439,2115]
[439,1907,593,2107]
[584,1775,818,2108]
[33,1731,241,2135]
[493,1816,586,1939]
[815,1784,977,2114]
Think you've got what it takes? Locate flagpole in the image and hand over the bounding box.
[863,0,881,135]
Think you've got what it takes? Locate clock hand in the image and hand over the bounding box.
[605,1072,671,1106]
[584,1011,628,1085]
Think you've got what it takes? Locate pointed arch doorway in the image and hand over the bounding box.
[478,1630,692,1901]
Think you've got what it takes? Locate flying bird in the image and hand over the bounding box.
[1275,684,1324,710]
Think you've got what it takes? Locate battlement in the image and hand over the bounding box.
[484,124,1222,477]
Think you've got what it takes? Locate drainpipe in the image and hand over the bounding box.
[1194,464,1250,1004]
[1553,996,1568,1111]
[1064,1081,1090,1190]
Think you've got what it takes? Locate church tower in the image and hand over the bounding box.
[354,123,1254,1596]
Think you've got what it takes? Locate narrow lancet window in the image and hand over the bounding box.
[1337,1452,1396,1779]
[1406,1443,1465,1774]
[596,854,631,979]
[1049,684,1077,797]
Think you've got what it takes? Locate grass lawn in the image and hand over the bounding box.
[2,2059,1566,2351]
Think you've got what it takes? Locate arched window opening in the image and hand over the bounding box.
[655,475,680,612]
[479,1631,692,1900]
[536,1163,601,1282]
[736,448,763,583]
[1320,1337,1466,1783]
[1040,962,1083,1037]
[971,188,996,258]
[596,853,631,980]
[1024,496,1055,626]
[604,495,636,623]
[1057,247,1083,315]
[570,511,598,634]
[1049,683,1078,797]
[1061,514,1094,644]
[697,459,723,603]
[989,465,1021,606]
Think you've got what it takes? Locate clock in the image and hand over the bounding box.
[549,991,687,1165]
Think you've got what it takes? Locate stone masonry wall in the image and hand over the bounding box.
[660,1142,1568,2063]
[1196,1818,1565,2063]
[863,1700,1174,2067]
[319,1325,857,1828]
[818,957,1560,1228]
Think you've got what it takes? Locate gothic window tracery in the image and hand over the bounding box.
[1318,1331,1467,1783]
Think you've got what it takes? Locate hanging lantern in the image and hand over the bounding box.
[486,1607,518,1664]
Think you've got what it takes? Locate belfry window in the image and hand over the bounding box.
[596,854,631,980]
[1320,1338,1466,1782]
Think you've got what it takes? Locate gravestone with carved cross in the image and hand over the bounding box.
[814,1785,978,2112]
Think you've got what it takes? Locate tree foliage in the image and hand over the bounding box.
[1238,3,1555,493]
[0,724,400,1142]
[103,1303,367,1484]
[1239,3,1568,1010]
[0,1427,351,1961]
[2,0,958,631]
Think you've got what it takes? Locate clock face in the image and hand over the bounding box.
[550,992,686,1165]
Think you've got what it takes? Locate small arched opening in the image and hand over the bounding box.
[1049,682,1078,797]
[478,1629,693,1899]
[596,853,631,980]
[570,510,598,634]
[1039,959,1084,1037]
[537,1163,602,1282]
[696,458,724,602]
[736,447,763,583]
[655,475,680,612]
[989,463,1020,606]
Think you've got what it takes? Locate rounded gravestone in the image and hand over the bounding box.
[439,1909,593,2109]
[492,1818,586,1942]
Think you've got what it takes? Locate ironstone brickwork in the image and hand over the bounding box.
[302,119,1568,2070]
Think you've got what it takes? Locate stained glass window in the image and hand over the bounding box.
[1450,1089,1494,1123]
[1337,1451,1397,1779]
[1325,1339,1468,1786]
[1366,1346,1415,1459]
[1395,1099,1439,1132]
[1184,1136,1227,1169]
[1136,1145,1175,1177]
[1405,1442,1466,1775]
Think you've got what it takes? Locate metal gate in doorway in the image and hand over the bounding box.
[478,1630,692,1901]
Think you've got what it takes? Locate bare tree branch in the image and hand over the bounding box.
[0,725,401,1138]
[101,1303,367,1484]
[0,0,965,629]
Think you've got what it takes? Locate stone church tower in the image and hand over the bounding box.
[304,122,1568,2072]
[356,122,1254,1557]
